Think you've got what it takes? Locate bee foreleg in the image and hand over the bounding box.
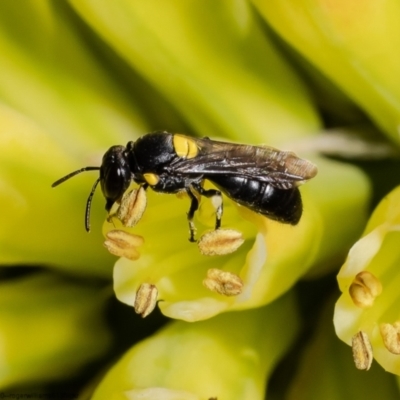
[186,189,199,242]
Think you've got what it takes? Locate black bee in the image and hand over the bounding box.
[52,131,317,241]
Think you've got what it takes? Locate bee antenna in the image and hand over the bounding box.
[85,177,101,232]
[51,167,101,187]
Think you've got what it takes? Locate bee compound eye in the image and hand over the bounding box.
[101,165,131,205]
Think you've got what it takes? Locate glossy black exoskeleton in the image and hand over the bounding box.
[52,131,317,241]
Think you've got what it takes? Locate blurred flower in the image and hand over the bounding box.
[0,0,152,277]
[252,0,400,143]
[91,291,299,400]
[69,0,321,144]
[335,185,400,375]
[0,271,111,389]
[289,296,399,399]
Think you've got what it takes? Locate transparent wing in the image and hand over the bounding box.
[170,137,317,189]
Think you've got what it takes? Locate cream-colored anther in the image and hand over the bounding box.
[198,229,244,256]
[104,230,144,260]
[351,331,373,370]
[349,271,382,308]
[203,268,243,296]
[380,322,400,354]
[134,283,158,318]
[116,186,147,227]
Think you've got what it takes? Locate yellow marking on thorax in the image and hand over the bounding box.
[143,173,160,186]
[173,134,198,159]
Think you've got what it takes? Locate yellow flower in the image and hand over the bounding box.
[106,155,369,321]
[335,186,400,375]
[289,296,399,399]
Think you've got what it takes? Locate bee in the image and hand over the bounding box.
[52,131,317,241]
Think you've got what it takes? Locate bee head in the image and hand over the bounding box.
[100,145,132,212]
[52,144,133,232]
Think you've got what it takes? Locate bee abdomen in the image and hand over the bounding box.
[210,175,302,225]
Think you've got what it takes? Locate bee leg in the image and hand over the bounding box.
[186,189,199,242]
[192,183,223,231]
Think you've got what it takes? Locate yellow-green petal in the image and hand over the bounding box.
[70,0,321,144]
[0,271,112,389]
[252,0,400,143]
[0,104,114,276]
[0,0,149,149]
[91,291,299,400]
[0,0,160,276]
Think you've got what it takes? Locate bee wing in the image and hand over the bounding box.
[171,137,317,189]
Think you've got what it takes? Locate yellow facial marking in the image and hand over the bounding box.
[173,134,198,159]
[143,173,160,186]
